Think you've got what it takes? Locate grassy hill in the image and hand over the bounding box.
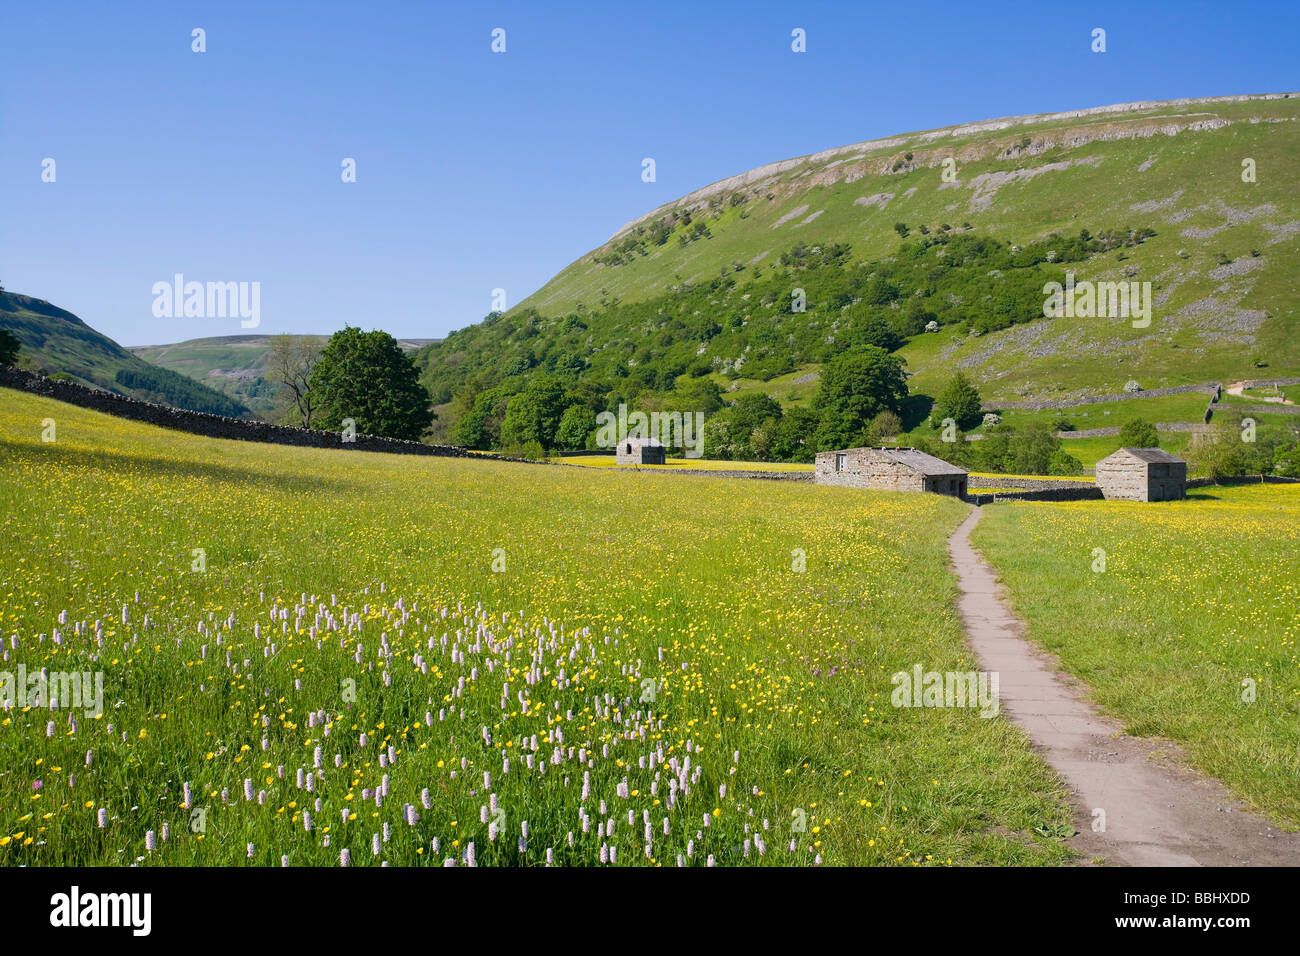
[130,334,440,419]
[0,292,251,418]
[415,94,1300,446]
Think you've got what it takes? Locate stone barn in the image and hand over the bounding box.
[814,446,968,496]
[615,436,666,466]
[1095,447,1187,501]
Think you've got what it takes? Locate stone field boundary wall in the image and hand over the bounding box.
[985,382,1220,412]
[970,474,1299,505]
[0,364,482,458]
[967,476,1095,491]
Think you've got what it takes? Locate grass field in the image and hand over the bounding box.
[973,486,1300,827]
[555,455,812,472]
[0,387,1076,866]
[990,394,1211,431]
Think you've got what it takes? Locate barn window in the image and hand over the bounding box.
[835,454,846,472]
[626,443,632,454]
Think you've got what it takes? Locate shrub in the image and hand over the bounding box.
[932,371,983,431]
[865,410,903,445]
[0,328,20,365]
[1273,442,1300,477]
[1118,418,1159,448]
[1047,449,1084,475]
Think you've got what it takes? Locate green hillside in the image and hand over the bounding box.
[0,292,251,418]
[130,334,440,419]
[415,94,1300,447]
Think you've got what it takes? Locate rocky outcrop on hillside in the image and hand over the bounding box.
[603,93,1297,246]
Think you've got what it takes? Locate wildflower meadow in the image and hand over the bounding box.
[0,389,1075,866]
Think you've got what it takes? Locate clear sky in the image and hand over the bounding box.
[1,0,1295,346]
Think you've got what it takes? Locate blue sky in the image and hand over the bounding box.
[1,0,1295,346]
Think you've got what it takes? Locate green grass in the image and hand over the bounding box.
[0,387,1076,866]
[988,393,1211,431]
[973,486,1300,828]
[1240,385,1297,404]
[555,455,811,471]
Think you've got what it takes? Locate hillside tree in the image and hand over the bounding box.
[0,328,20,366]
[811,345,909,451]
[308,326,433,441]
[500,375,568,450]
[554,404,596,450]
[933,371,983,430]
[268,334,323,428]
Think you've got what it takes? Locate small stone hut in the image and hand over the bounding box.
[615,436,666,466]
[1095,447,1187,501]
[814,446,968,496]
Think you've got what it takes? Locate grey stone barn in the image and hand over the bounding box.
[1095,447,1187,501]
[615,436,666,465]
[814,446,968,496]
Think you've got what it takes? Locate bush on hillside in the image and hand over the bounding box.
[0,328,20,365]
[1118,418,1159,448]
[931,371,983,431]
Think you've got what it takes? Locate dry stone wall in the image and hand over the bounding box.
[987,382,1219,412]
[0,365,471,458]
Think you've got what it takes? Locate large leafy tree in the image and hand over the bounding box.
[500,375,568,449]
[554,404,596,450]
[933,370,983,430]
[451,384,515,449]
[309,326,433,441]
[811,345,908,451]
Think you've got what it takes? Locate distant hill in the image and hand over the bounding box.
[0,292,252,418]
[416,94,1300,423]
[130,335,440,419]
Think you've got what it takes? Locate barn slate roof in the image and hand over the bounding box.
[1104,447,1186,464]
[837,446,967,476]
